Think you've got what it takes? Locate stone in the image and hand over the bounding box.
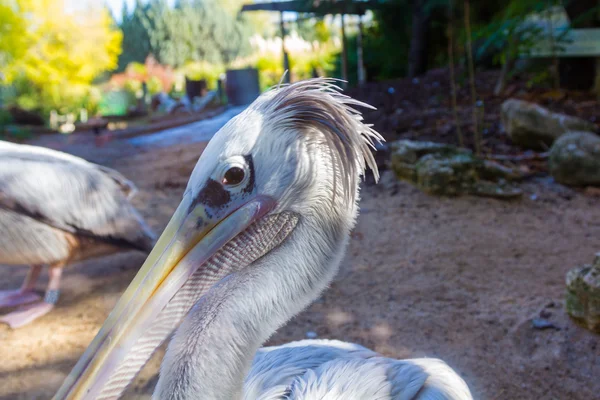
[391,140,462,165]
[390,140,522,198]
[501,99,596,150]
[566,253,600,333]
[531,318,559,330]
[549,131,600,186]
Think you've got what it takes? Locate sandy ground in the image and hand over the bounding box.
[1,128,599,400]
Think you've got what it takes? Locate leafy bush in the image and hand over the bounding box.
[474,2,567,66]
[180,61,225,89]
[0,108,31,140]
[118,0,254,69]
[232,32,340,91]
[0,108,12,133]
[97,90,130,116]
[1,1,121,120]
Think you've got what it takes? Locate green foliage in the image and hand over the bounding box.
[147,76,164,95]
[356,0,464,80]
[473,0,564,65]
[0,1,28,68]
[0,108,12,133]
[97,90,130,116]
[232,41,339,91]
[296,16,332,44]
[0,107,31,140]
[330,32,359,86]
[362,1,413,80]
[1,0,122,119]
[118,1,152,71]
[180,61,225,89]
[352,0,587,83]
[292,48,336,80]
[118,0,256,70]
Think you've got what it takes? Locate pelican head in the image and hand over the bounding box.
[54,79,383,400]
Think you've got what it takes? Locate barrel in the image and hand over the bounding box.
[225,68,260,106]
[185,78,207,100]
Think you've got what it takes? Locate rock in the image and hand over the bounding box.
[390,140,522,198]
[373,170,399,194]
[584,187,600,197]
[531,318,560,330]
[391,140,462,164]
[305,331,318,339]
[549,131,600,186]
[501,99,596,150]
[566,253,600,333]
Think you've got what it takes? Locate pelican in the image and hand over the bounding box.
[0,141,156,328]
[54,79,472,399]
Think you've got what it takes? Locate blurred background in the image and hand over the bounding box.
[1,1,600,399]
[2,0,598,141]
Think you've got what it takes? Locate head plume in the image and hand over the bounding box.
[255,78,383,203]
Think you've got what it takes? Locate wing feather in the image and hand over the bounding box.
[243,340,472,400]
[0,141,155,251]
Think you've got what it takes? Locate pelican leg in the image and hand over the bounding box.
[0,265,43,308]
[0,263,63,328]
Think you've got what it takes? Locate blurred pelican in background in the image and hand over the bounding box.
[0,141,156,328]
[54,79,471,399]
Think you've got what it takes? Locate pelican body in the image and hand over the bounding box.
[54,79,472,399]
[0,141,155,328]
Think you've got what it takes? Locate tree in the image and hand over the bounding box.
[117,0,256,70]
[118,0,153,71]
[0,0,32,78]
[408,0,432,77]
[164,0,252,66]
[297,16,332,44]
[2,0,122,115]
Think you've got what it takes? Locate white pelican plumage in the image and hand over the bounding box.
[54,79,472,400]
[0,141,156,328]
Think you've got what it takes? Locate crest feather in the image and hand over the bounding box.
[256,78,384,202]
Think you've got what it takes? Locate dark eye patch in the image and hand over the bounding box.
[192,179,231,210]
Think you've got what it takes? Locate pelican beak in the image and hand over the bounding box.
[53,192,276,400]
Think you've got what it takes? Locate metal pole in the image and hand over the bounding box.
[340,14,348,88]
[280,11,290,83]
[357,15,366,86]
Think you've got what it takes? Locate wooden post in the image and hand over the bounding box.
[280,11,290,83]
[357,15,366,86]
[340,13,348,88]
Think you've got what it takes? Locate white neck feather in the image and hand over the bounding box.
[154,204,355,400]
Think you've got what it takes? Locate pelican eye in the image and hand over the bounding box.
[222,166,245,186]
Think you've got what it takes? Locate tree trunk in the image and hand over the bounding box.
[559,0,599,90]
[408,0,430,77]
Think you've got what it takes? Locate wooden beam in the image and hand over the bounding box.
[357,16,366,85]
[341,14,348,88]
[241,0,383,16]
[280,11,291,83]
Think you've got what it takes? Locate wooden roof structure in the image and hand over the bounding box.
[241,0,386,16]
[240,1,387,86]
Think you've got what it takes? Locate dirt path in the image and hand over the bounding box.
[0,134,599,399]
